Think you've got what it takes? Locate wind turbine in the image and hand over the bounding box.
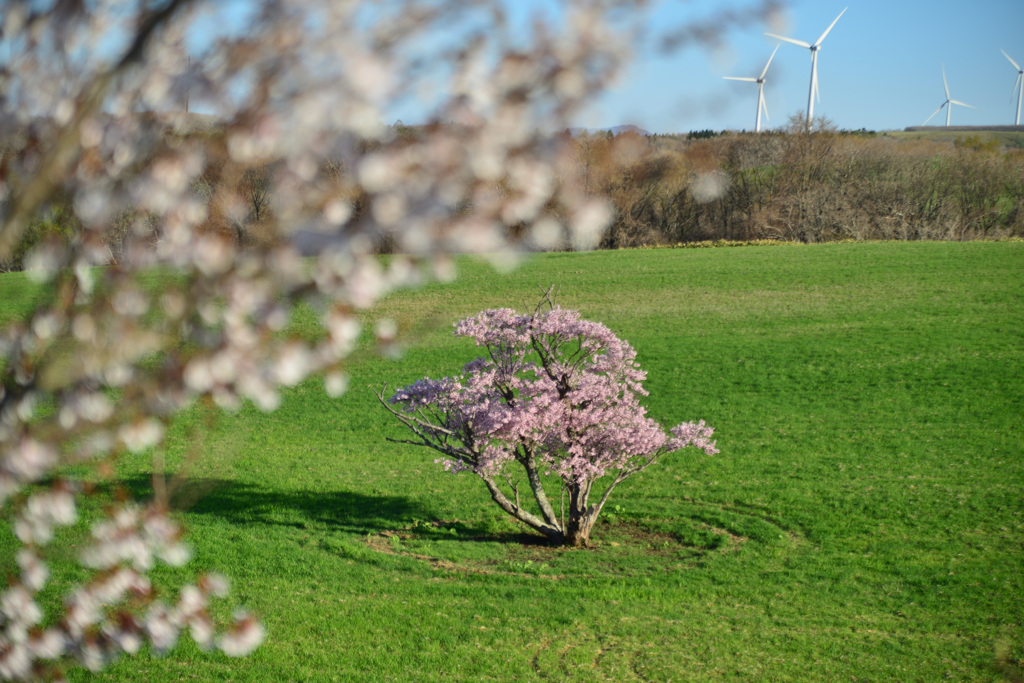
[765,7,847,126]
[723,45,779,132]
[1002,49,1023,126]
[923,65,978,127]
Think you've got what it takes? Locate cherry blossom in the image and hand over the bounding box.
[380,294,717,547]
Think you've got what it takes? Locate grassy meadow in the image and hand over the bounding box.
[2,241,1023,681]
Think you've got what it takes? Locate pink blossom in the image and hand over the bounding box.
[383,303,717,546]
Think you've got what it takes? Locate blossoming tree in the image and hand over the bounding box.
[378,294,718,547]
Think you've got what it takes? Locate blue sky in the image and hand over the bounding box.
[576,0,1024,133]
[194,0,1024,134]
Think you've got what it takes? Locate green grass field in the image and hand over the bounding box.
[2,241,1023,681]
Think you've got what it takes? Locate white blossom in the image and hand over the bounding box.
[16,549,49,591]
[29,628,66,661]
[145,603,180,653]
[118,419,165,453]
[0,0,760,674]
[325,371,350,398]
[1,586,43,633]
[0,641,31,680]
[218,612,266,657]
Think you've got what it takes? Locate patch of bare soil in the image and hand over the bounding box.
[362,518,751,578]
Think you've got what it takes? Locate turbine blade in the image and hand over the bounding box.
[813,64,820,103]
[1003,49,1022,72]
[765,32,811,49]
[1014,74,1023,101]
[942,64,950,100]
[814,7,847,47]
[760,44,780,80]
[762,94,770,122]
[723,77,757,82]
[950,100,979,110]
[923,104,945,125]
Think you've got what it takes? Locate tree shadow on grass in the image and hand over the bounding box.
[89,476,782,556]
[115,475,555,545]
[116,475,434,537]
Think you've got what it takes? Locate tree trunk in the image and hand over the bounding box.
[564,512,596,547]
[564,482,596,547]
[479,473,608,547]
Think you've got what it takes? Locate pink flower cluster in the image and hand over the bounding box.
[390,306,717,485]
[668,420,720,456]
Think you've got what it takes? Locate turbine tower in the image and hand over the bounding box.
[923,65,978,127]
[766,7,847,126]
[1002,49,1023,126]
[723,45,779,132]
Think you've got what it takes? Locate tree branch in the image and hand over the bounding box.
[480,475,562,542]
[521,447,560,527]
[373,385,459,438]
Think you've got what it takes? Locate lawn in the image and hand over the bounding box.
[2,241,1023,681]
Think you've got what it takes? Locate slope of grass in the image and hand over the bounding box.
[2,241,1022,681]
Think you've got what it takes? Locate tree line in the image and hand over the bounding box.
[4,115,1022,273]
[586,118,1024,247]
